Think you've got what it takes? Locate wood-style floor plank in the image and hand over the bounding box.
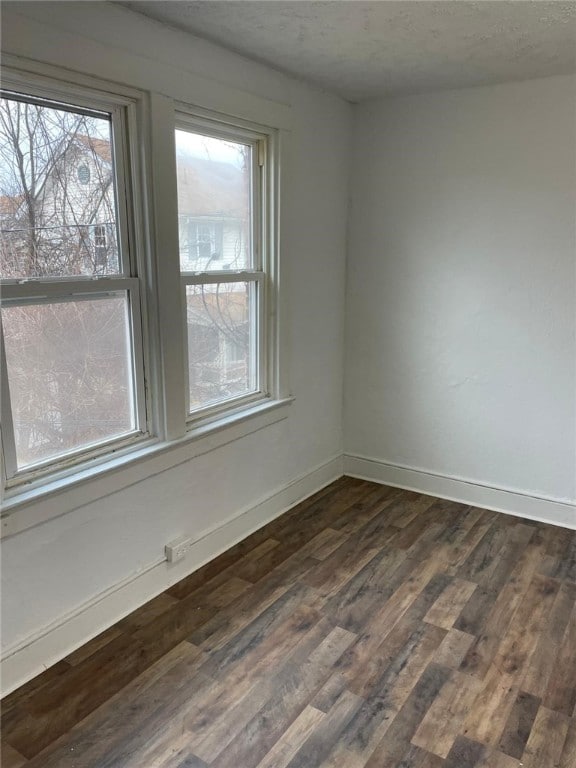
[254,705,325,768]
[498,690,541,759]
[2,477,575,767]
[520,705,570,768]
[412,670,483,758]
[560,716,576,768]
[1,742,27,768]
[542,597,576,716]
[433,627,475,669]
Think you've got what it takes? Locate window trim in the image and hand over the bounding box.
[0,73,152,488]
[174,108,281,430]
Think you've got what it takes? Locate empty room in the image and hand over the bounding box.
[1,1,575,766]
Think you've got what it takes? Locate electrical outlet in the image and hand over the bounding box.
[165,535,194,563]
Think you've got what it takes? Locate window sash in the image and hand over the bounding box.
[0,91,131,281]
[174,116,264,274]
[182,275,265,420]
[1,280,147,484]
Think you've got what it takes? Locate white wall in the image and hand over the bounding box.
[0,2,351,691]
[345,76,576,516]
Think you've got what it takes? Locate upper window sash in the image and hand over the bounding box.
[0,92,133,283]
[174,112,265,275]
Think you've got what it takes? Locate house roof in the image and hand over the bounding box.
[75,134,113,164]
[176,152,247,219]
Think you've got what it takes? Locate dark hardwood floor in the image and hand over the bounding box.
[2,477,576,767]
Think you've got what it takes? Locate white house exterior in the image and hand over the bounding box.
[176,151,250,272]
[0,133,117,277]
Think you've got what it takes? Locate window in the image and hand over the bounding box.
[77,164,91,185]
[179,220,224,268]
[0,65,285,513]
[0,86,147,485]
[92,224,109,271]
[93,224,107,249]
[175,117,271,420]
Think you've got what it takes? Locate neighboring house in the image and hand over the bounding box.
[35,133,118,275]
[0,133,117,277]
[176,151,250,272]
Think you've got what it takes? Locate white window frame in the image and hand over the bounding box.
[0,60,291,532]
[0,72,151,490]
[174,109,281,430]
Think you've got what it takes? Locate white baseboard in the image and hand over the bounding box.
[344,454,576,531]
[0,454,343,697]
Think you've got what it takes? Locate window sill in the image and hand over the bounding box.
[1,396,294,538]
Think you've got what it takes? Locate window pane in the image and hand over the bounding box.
[2,293,136,470]
[0,94,120,278]
[176,130,252,272]
[186,282,257,412]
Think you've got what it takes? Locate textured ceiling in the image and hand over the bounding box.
[121,1,576,101]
